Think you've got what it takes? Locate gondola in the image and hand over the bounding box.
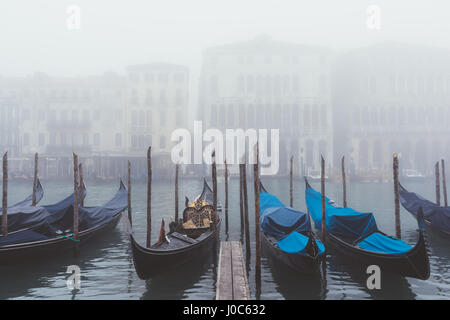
[259,181,325,274]
[0,181,127,263]
[305,178,430,280]
[399,183,450,238]
[9,178,44,208]
[129,179,220,280]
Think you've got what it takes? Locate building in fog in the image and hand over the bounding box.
[199,35,334,175]
[0,63,189,179]
[333,43,450,176]
[125,63,189,153]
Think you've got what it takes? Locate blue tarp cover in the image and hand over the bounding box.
[277,232,309,254]
[357,232,412,255]
[1,206,50,233]
[400,187,450,234]
[260,192,311,239]
[306,187,378,241]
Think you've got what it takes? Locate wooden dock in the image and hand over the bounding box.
[216,241,250,300]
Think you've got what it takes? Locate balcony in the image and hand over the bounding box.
[46,119,92,131]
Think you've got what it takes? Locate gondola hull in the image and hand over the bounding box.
[0,212,123,264]
[262,234,323,274]
[130,223,219,280]
[327,232,430,280]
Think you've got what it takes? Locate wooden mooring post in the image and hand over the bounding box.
[224,160,229,232]
[341,156,347,208]
[442,159,448,207]
[73,152,79,242]
[175,163,179,221]
[32,152,38,206]
[393,153,401,239]
[253,143,261,281]
[320,156,326,244]
[127,160,132,226]
[241,161,250,256]
[216,241,250,300]
[435,161,441,206]
[147,147,152,248]
[79,163,84,206]
[2,152,8,237]
[212,151,218,231]
[290,156,293,207]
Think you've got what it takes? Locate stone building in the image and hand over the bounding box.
[198,35,334,175]
[333,43,450,176]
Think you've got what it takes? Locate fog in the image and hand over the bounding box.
[0,0,450,179]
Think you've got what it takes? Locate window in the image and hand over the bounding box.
[139,110,145,126]
[160,110,166,125]
[23,133,30,146]
[61,133,67,145]
[146,110,152,127]
[72,110,79,122]
[94,133,100,146]
[115,133,122,147]
[82,110,90,121]
[131,110,137,126]
[174,73,184,83]
[61,110,68,121]
[50,133,56,145]
[145,90,152,107]
[175,89,183,106]
[160,90,167,106]
[160,136,166,149]
[38,133,45,146]
[158,73,169,83]
[144,73,154,82]
[94,110,101,121]
[83,133,89,145]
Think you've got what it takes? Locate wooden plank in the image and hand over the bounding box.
[216,241,249,300]
[231,241,250,300]
[216,242,233,300]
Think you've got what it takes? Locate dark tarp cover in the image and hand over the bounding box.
[0,229,50,246]
[10,179,44,208]
[305,186,378,241]
[260,192,312,239]
[357,232,412,255]
[0,206,50,233]
[79,181,127,229]
[0,181,127,247]
[43,184,86,225]
[399,186,450,234]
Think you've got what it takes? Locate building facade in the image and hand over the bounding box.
[0,63,189,179]
[199,35,334,175]
[333,43,450,176]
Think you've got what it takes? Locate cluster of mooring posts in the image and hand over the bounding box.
[1,151,87,248]
[2,145,446,298]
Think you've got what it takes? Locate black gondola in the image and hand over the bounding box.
[0,181,127,263]
[259,181,325,274]
[129,179,220,280]
[305,178,430,280]
[399,183,450,238]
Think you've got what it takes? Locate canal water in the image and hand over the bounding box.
[0,177,448,300]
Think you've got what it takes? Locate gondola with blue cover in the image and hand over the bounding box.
[399,183,450,238]
[0,181,127,263]
[259,181,325,274]
[305,178,430,280]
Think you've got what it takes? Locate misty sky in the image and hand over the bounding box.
[1,0,449,78]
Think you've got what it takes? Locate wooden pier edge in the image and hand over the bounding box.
[216,241,250,300]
